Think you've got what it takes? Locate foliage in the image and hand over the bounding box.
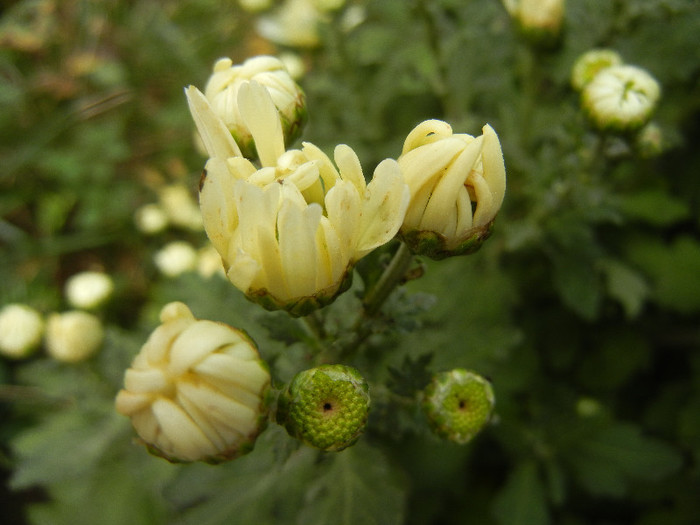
[2,0,700,524]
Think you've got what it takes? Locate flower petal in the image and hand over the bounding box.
[238,81,285,166]
[185,86,242,159]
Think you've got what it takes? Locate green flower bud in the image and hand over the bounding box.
[423,369,495,444]
[570,49,623,91]
[277,364,370,451]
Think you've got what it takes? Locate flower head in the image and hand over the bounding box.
[45,311,104,363]
[187,80,409,316]
[115,302,271,463]
[201,55,307,159]
[276,364,370,451]
[504,0,565,46]
[0,304,44,359]
[423,369,495,444]
[582,64,661,132]
[398,120,506,260]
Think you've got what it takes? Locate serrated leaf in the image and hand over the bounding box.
[492,461,550,525]
[299,441,406,525]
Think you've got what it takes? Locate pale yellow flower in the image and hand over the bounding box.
[398,120,506,259]
[503,0,565,44]
[186,81,409,315]
[571,49,623,91]
[115,302,271,463]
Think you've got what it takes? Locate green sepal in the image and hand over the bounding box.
[400,221,494,261]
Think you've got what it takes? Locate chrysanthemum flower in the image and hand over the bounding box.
[186,81,409,316]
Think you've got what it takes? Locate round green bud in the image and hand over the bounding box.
[423,369,495,444]
[277,364,370,451]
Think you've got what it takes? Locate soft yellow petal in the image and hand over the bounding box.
[402,119,454,154]
[454,185,474,235]
[333,144,366,195]
[324,180,361,263]
[301,142,340,192]
[238,81,285,166]
[355,159,410,258]
[185,85,242,159]
[479,124,506,215]
[199,157,239,259]
[399,138,465,195]
[151,397,217,461]
[168,320,239,374]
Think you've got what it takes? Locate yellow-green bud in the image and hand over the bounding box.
[115,302,271,463]
[45,311,104,363]
[423,369,495,444]
[582,64,661,132]
[571,49,623,91]
[504,0,565,47]
[277,364,370,451]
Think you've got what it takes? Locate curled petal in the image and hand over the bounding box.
[185,86,242,159]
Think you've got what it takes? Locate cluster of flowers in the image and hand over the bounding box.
[115,55,504,462]
[0,271,112,362]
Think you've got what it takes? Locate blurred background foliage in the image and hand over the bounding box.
[1,0,699,524]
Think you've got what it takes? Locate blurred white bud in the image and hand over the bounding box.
[278,52,306,80]
[158,184,204,231]
[238,0,272,12]
[115,302,271,463]
[134,203,169,234]
[45,311,104,363]
[257,0,326,48]
[154,241,198,277]
[64,271,114,310]
[197,244,226,279]
[0,304,44,359]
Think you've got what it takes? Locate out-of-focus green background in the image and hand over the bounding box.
[1,1,699,524]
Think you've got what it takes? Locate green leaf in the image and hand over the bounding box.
[617,190,690,227]
[299,441,406,525]
[492,461,551,525]
[600,259,650,319]
[568,422,683,497]
[549,249,601,320]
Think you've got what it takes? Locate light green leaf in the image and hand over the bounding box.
[600,259,650,318]
[299,441,406,525]
[617,190,690,227]
[492,461,550,525]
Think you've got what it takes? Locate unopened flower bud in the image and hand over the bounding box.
[634,121,664,158]
[571,49,623,91]
[505,0,565,46]
[0,304,44,359]
[64,271,114,310]
[582,64,661,132]
[257,0,326,48]
[398,120,506,260]
[423,369,495,444]
[154,241,198,277]
[45,311,104,363]
[277,364,370,451]
[134,203,169,235]
[158,184,203,231]
[201,55,307,159]
[115,302,271,463]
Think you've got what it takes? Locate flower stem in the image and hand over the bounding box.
[362,242,414,318]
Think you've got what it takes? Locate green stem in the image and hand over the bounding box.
[362,242,414,318]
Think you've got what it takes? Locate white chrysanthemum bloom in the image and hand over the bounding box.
[154,241,198,277]
[186,81,409,316]
[582,65,661,132]
[0,304,44,359]
[64,271,114,310]
[571,49,623,91]
[115,302,271,463]
[45,311,104,363]
[398,120,506,260]
[158,184,204,231]
[202,55,306,159]
[257,0,326,48]
[134,203,169,234]
[503,0,565,43]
